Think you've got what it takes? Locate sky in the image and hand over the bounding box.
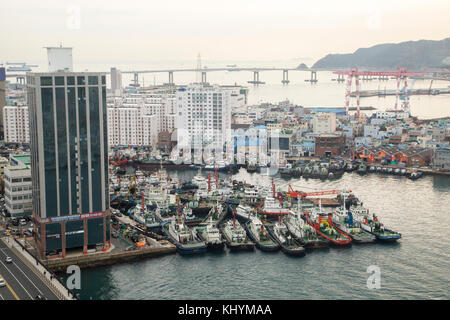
[1,0,449,65]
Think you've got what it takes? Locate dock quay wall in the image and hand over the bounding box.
[44,245,176,273]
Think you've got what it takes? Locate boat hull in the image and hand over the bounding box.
[244,222,280,252]
[161,223,207,255]
[304,215,352,246]
[266,225,306,257]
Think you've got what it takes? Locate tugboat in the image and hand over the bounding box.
[357,212,402,242]
[245,214,280,252]
[304,206,352,246]
[161,200,207,254]
[267,221,306,256]
[332,207,376,243]
[220,216,255,251]
[196,218,225,251]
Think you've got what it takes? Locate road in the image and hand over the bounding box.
[0,238,59,300]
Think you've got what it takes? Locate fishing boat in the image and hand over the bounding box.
[183,206,203,226]
[161,206,207,254]
[220,219,255,251]
[332,207,375,243]
[284,204,328,249]
[357,163,367,175]
[234,204,254,221]
[128,197,161,231]
[304,208,352,246]
[409,170,423,180]
[345,162,354,172]
[244,214,280,252]
[280,164,293,178]
[246,163,257,173]
[196,220,225,251]
[266,221,305,256]
[302,164,313,178]
[291,166,302,178]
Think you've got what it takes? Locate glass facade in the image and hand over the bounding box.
[41,87,58,218]
[28,73,109,253]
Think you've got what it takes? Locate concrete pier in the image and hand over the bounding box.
[305,71,318,83]
[43,242,176,272]
[248,71,265,85]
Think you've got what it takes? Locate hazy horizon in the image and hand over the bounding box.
[1,0,450,65]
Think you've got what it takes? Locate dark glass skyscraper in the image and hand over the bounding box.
[27,72,110,258]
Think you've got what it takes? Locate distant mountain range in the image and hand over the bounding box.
[312,38,450,70]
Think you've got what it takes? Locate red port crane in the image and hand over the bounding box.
[287,185,342,199]
[333,67,428,118]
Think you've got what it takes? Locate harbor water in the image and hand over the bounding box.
[70,170,450,300]
[53,59,449,299]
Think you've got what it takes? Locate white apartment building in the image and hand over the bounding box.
[107,91,176,147]
[312,112,336,134]
[3,154,32,218]
[176,84,232,152]
[3,105,30,144]
[110,67,123,96]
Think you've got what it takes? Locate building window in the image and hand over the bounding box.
[55,76,65,86]
[41,77,53,86]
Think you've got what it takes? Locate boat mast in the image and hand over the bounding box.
[233,208,236,228]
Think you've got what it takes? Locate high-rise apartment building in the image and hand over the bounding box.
[106,91,176,147]
[176,84,232,153]
[110,67,122,96]
[3,105,30,144]
[27,72,110,258]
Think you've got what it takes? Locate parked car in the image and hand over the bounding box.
[0,277,5,288]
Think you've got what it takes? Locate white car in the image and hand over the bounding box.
[5,256,12,263]
[0,278,5,287]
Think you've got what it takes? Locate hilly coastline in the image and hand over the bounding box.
[312,38,450,70]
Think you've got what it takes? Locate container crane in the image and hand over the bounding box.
[333,67,428,118]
